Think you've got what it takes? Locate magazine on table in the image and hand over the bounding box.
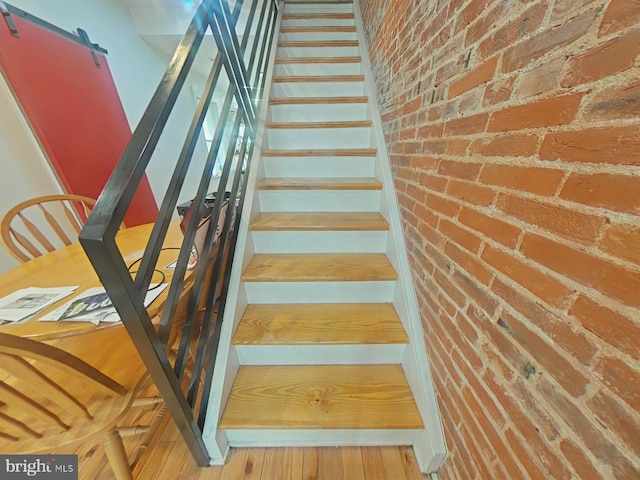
[0,286,78,323]
[39,284,168,325]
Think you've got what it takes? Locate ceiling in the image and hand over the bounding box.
[119,0,214,80]
[120,0,198,8]
[118,0,248,82]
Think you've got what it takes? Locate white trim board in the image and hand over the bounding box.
[352,0,448,473]
[225,428,423,446]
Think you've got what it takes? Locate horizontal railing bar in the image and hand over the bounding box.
[190,0,277,420]
[80,236,211,466]
[198,128,254,427]
[246,0,270,87]
[81,0,215,243]
[135,1,244,302]
[157,0,256,347]
[172,90,237,379]
[157,85,237,348]
[80,0,283,467]
[197,0,278,425]
[187,113,244,404]
[209,0,256,134]
[256,0,278,101]
[174,0,260,378]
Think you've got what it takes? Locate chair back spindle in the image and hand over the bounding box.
[1,194,125,263]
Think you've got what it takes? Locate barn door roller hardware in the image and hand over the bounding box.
[0,1,19,38]
[77,28,101,68]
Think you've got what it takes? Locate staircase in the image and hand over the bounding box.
[207,0,446,473]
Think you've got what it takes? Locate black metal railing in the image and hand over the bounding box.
[79,0,280,465]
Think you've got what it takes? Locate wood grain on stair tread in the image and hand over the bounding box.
[285,0,353,4]
[242,253,397,282]
[273,75,364,83]
[258,178,381,190]
[281,26,356,33]
[233,304,408,345]
[266,120,372,129]
[279,40,359,48]
[262,148,376,157]
[219,365,423,429]
[283,13,355,19]
[269,96,368,105]
[250,212,389,231]
[276,56,361,64]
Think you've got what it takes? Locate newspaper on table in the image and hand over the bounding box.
[0,286,79,323]
[39,284,168,325]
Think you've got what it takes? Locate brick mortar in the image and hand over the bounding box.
[361,0,640,477]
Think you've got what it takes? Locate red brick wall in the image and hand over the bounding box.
[359,0,640,478]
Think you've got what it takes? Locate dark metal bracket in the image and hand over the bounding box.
[77,28,101,68]
[0,3,108,55]
[0,0,19,38]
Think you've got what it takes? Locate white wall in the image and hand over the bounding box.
[0,78,65,272]
[0,0,213,273]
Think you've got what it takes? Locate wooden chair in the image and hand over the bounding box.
[0,330,160,480]
[0,194,107,263]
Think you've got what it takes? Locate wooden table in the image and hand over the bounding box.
[0,222,191,469]
[0,221,186,342]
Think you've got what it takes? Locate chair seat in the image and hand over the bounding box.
[1,383,138,454]
[53,326,147,391]
[0,326,157,480]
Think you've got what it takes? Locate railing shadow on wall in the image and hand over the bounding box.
[79,0,280,465]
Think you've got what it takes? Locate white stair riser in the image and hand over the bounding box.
[277,46,359,57]
[265,127,371,149]
[275,62,362,76]
[282,18,355,27]
[284,5,354,14]
[268,102,368,122]
[263,156,375,177]
[225,429,421,447]
[252,230,388,253]
[235,344,406,365]
[258,190,381,212]
[243,280,396,303]
[280,31,358,42]
[272,81,365,97]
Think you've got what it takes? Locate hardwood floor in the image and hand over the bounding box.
[71,408,426,479]
[135,420,427,479]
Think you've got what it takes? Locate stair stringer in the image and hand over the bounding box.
[353,0,448,473]
[200,1,284,465]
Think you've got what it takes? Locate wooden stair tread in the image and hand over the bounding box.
[242,253,398,282]
[267,120,372,129]
[279,40,359,47]
[219,365,423,429]
[285,1,353,3]
[261,148,377,157]
[233,303,408,345]
[281,26,356,32]
[250,212,389,231]
[269,96,368,104]
[276,56,361,64]
[258,177,382,190]
[273,75,364,83]
[283,13,355,19]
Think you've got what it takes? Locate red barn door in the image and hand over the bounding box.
[0,5,157,226]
